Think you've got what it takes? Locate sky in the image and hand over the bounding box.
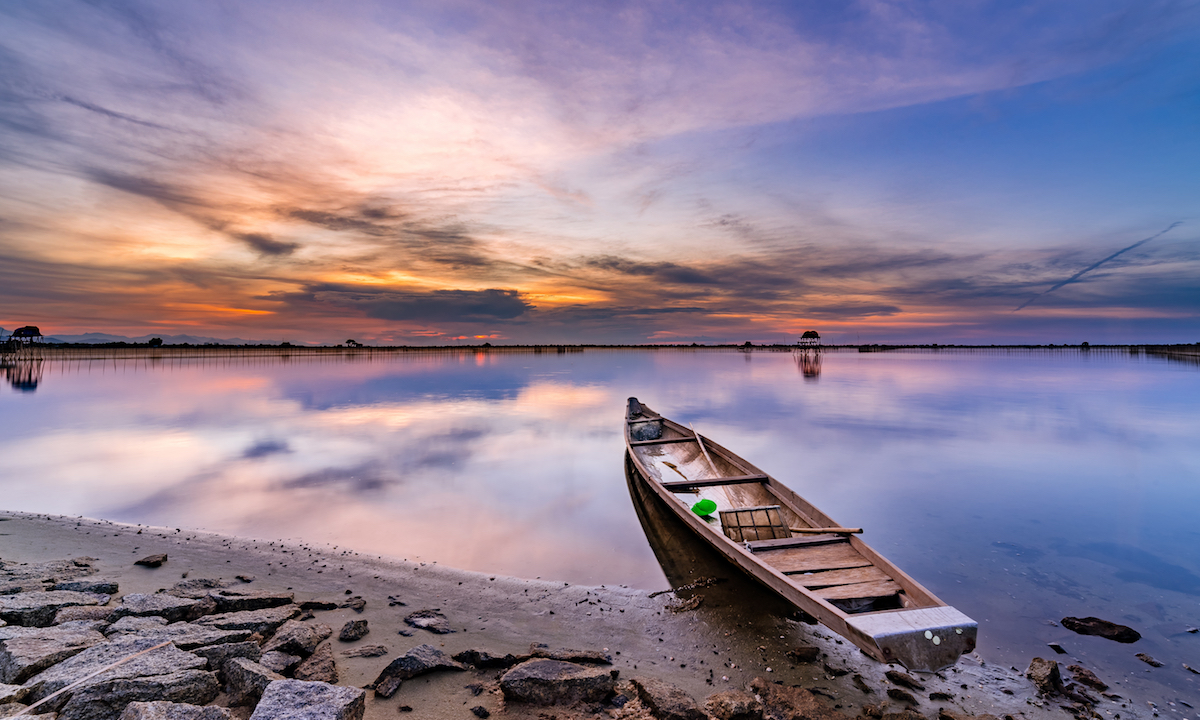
[1,0,1198,346]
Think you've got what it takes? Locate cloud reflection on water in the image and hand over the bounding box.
[1,348,1199,703]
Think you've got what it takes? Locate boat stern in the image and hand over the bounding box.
[844,606,977,672]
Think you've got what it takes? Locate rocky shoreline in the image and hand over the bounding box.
[0,512,1139,720]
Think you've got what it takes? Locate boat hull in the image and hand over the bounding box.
[624,399,976,672]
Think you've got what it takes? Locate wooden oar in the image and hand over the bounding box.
[790,526,862,534]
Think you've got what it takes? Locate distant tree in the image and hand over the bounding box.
[148,337,163,347]
[1081,341,1090,347]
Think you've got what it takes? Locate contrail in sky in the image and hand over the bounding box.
[1013,222,1182,311]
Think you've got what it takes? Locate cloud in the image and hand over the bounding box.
[277,284,533,323]
[242,439,291,459]
[236,232,298,256]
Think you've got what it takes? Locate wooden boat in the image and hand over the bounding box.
[624,397,977,672]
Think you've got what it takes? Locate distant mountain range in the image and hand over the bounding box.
[0,328,293,345]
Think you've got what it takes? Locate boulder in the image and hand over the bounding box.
[705,690,762,720]
[119,700,230,720]
[529,643,611,664]
[258,652,301,675]
[403,610,453,634]
[166,580,234,600]
[54,607,116,625]
[134,555,168,569]
[224,659,283,707]
[1026,658,1063,696]
[1136,653,1163,667]
[23,637,208,708]
[371,644,465,698]
[0,592,109,627]
[105,617,169,635]
[631,677,705,720]
[249,679,364,720]
[451,649,524,669]
[1061,617,1140,643]
[260,620,330,656]
[192,642,261,677]
[1066,665,1108,692]
[110,595,209,624]
[107,619,250,650]
[0,558,97,584]
[206,592,294,614]
[499,659,614,706]
[339,645,387,659]
[195,606,298,635]
[337,621,368,642]
[0,623,107,683]
[58,669,218,720]
[293,643,336,683]
[52,581,119,595]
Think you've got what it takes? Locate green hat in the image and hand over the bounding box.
[691,499,717,517]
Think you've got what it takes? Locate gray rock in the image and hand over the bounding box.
[0,623,107,683]
[107,619,250,651]
[106,617,169,635]
[631,677,704,720]
[371,644,465,698]
[704,690,762,720]
[0,592,109,627]
[784,646,819,663]
[293,643,336,684]
[885,670,925,691]
[0,702,45,718]
[529,643,611,665]
[499,659,614,706]
[206,592,294,614]
[58,669,219,720]
[224,659,283,708]
[249,679,364,720]
[165,580,234,600]
[134,555,168,569]
[451,649,524,669]
[1026,657,1062,696]
[258,652,301,675]
[0,558,96,584]
[110,595,209,624]
[339,645,387,658]
[260,621,330,657]
[0,684,29,704]
[119,700,231,720]
[337,621,367,642]
[52,581,119,595]
[191,642,261,677]
[24,637,208,708]
[403,610,453,634]
[1061,617,1141,643]
[54,607,116,625]
[195,607,297,635]
[0,583,50,597]
[1067,664,1109,692]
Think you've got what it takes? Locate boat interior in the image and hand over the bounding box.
[627,406,920,615]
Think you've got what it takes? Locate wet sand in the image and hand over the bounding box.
[1,511,1092,720]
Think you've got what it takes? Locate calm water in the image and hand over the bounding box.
[2,348,1198,707]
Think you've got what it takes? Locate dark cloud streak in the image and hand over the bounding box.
[1014,222,1182,311]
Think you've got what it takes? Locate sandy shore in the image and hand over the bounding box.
[1,511,1098,720]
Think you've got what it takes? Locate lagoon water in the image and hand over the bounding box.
[1,347,1198,708]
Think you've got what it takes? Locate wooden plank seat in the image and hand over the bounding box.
[745,534,846,551]
[661,474,768,490]
[789,565,892,588]
[757,542,874,574]
[629,437,698,446]
[814,579,902,601]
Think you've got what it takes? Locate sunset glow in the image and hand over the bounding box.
[1,1,1197,344]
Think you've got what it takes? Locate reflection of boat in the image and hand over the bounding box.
[623,397,976,672]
